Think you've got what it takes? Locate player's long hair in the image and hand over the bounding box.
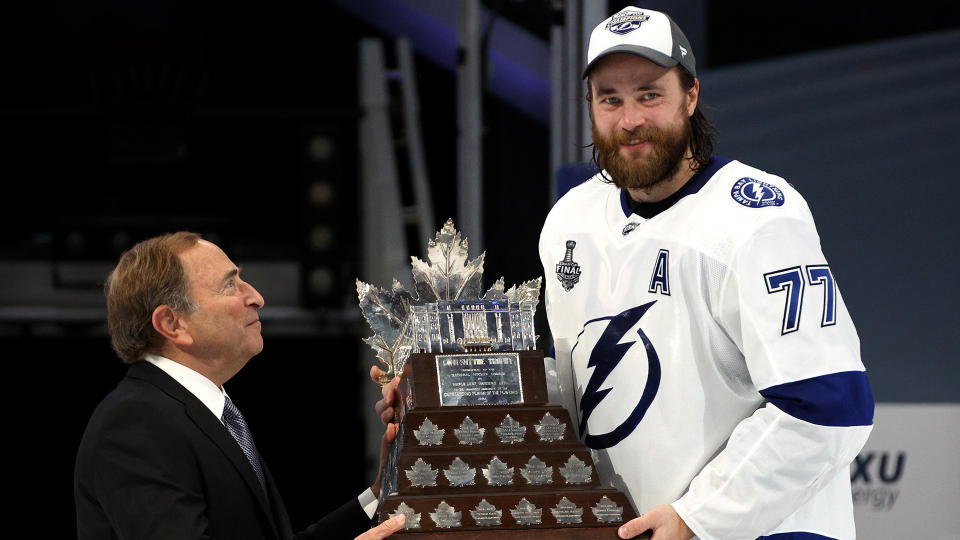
[586,66,716,176]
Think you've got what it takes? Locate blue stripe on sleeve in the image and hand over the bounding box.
[758,533,838,540]
[759,370,874,427]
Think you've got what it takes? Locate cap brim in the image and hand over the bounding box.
[582,45,678,79]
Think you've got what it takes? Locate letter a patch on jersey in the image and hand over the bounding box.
[648,249,670,295]
[556,240,582,291]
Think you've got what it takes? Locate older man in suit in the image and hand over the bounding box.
[75,231,402,539]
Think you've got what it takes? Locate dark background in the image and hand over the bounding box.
[2,1,957,536]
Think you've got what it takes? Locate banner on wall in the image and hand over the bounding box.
[852,403,960,540]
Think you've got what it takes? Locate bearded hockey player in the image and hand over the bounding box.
[539,7,874,540]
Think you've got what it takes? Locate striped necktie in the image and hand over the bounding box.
[222,396,266,492]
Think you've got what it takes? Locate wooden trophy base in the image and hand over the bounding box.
[395,526,639,539]
[377,351,642,536]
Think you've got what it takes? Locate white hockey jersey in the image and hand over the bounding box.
[539,157,874,540]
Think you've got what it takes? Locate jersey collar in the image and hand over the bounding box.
[619,156,732,218]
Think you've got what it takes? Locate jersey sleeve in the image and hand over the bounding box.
[673,214,874,539]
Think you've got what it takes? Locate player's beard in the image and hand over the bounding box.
[592,117,692,191]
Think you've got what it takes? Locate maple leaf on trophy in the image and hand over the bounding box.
[355,278,414,384]
[482,276,543,306]
[357,218,542,385]
[410,219,485,302]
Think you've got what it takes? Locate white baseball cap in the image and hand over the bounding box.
[583,6,696,79]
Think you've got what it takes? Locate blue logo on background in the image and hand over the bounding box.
[731,177,785,208]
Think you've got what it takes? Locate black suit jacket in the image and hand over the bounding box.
[75,361,370,539]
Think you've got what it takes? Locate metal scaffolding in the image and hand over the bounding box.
[550,0,607,203]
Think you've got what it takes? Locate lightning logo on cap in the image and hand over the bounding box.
[606,11,650,35]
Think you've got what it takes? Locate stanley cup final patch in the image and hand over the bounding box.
[556,240,582,292]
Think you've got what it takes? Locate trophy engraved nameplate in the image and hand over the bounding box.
[520,455,553,485]
[482,456,515,486]
[591,496,625,523]
[390,502,422,529]
[510,499,543,526]
[551,498,584,525]
[470,500,502,527]
[535,412,567,442]
[436,353,522,406]
[560,454,594,485]
[443,458,477,487]
[494,414,527,443]
[430,501,462,529]
[414,418,445,446]
[361,220,639,536]
[405,458,438,487]
[454,416,484,445]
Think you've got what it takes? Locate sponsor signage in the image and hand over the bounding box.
[852,403,960,539]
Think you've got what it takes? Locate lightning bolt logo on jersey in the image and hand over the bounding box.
[573,302,661,450]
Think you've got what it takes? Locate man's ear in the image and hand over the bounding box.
[686,77,700,117]
[152,305,193,346]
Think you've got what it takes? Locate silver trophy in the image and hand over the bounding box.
[357,218,541,386]
[359,220,639,534]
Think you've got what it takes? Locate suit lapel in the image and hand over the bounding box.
[127,362,284,540]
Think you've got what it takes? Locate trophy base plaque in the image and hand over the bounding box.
[376,352,639,536]
[390,527,649,539]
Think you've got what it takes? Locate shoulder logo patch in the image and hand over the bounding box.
[731,177,785,208]
[605,11,650,35]
[556,240,582,292]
